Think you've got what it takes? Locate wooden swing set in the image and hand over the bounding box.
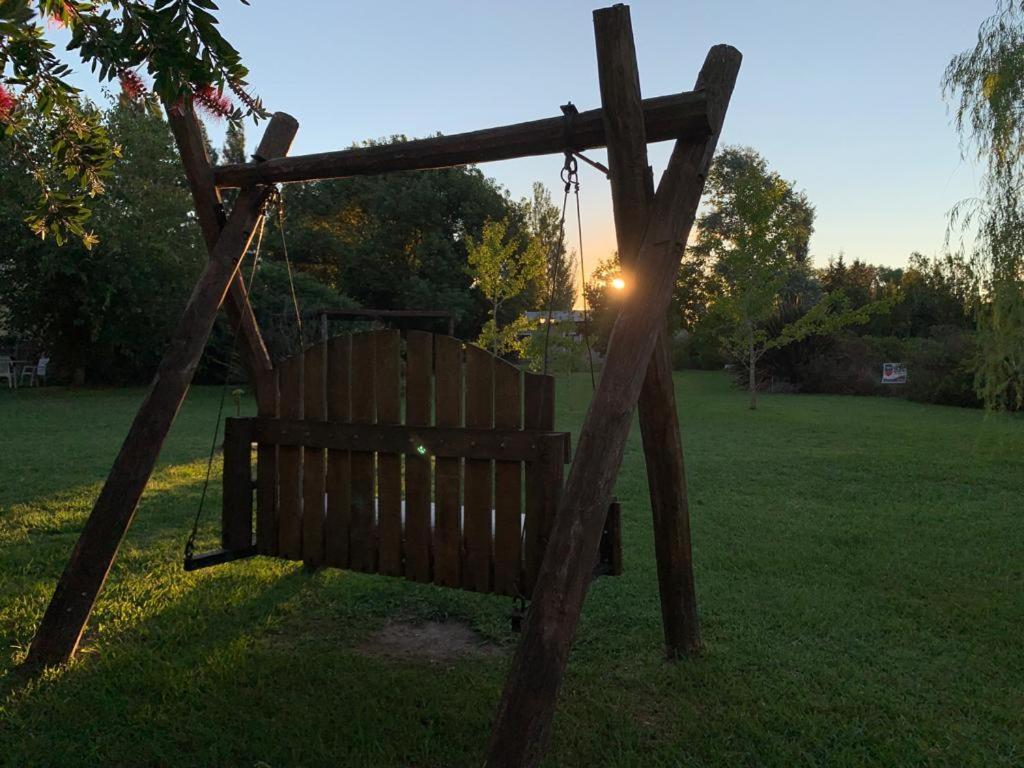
[25,6,740,766]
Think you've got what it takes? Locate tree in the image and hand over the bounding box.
[692,147,880,408]
[0,100,203,383]
[944,1,1024,410]
[466,217,545,356]
[0,0,265,246]
[262,143,523,337]
[584,252,624,354]
[524,182,575,311]
[222,119,246,164]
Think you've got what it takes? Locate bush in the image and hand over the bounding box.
[525,320,593,374]
[670,328,726,371]
[762,328,980,407]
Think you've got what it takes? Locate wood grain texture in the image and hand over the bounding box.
[493,359,523,596]
[221,418,253,551]
[432,335,462,588]
[325,334,352,567]
[485,45,741,768]
[462,345,494,593]
[167,105,278,409]
[213,91,709,187]
[595,3,701,656]
[277,354,304,560]
[256,370,279,556]
[522,371,556,594]
[348,332,377,572]
[249,419,557,461]
[375,330,403,576]
[302,344,326,568]
[403,331,433,582]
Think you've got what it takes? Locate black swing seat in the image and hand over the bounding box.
[190,330,621,598]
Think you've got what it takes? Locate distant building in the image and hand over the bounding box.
[522,310,588,337]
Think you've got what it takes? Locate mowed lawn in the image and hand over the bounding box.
[1,372,1022,767]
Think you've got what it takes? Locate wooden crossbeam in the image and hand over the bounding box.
[242,417,570,463]
[594,5,701,656]
[24,112,299,668]
[485,44,741,768]
[212,90,711,187]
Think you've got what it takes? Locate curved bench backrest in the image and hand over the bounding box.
[224,330,568,597]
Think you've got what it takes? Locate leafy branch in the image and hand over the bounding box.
[0,0,265,246]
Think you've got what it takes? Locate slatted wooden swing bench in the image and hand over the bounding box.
[200,329,621,596]
[28,6,739,766]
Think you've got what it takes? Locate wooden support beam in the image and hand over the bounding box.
[212,90,711,187]
[594,3,701,657]
[24,113,298,669]
[167,105,276,412]
[485,44,740,768]
[246,417,570,463]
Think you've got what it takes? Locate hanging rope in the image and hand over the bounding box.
[184,211,268,564]
[569,157,598,391]
[276,189,305,351]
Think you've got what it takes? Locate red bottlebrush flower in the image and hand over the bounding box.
[193,84,234,120]
[47,1,76,29]
[0,84,16,123]
[119,70,147,101]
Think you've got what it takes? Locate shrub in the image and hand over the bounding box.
[761,329,980,407]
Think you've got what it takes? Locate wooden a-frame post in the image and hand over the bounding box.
[25,8,738,766]
[485,43,740,768]
[595,4,701,656]
[25,110,298,668]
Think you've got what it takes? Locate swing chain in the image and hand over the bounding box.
[561,151,579,195]
[183,195,272,565]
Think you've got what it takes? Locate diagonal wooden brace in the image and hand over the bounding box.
[167,106,277,413]
[24,112,298,669]
[485,45,740,768]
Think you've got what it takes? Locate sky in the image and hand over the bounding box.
[57,0,993,274]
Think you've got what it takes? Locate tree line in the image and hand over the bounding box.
[0,99,575,384]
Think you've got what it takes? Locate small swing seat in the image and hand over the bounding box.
[192,330,621,598]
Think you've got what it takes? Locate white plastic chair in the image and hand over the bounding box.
[20,356,49,387]
[0,356,14,389]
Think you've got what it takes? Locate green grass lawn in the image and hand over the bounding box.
[1,373,1022,767]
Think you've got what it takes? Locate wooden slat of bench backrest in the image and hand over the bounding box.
[325,334,351,567]
[349,332,376,572]
[258,331,571,598]
[463,344,494,592]
[404,331,433,582]
[493,357,523,596]
[302,343,326,568]
[256,370,279,556]
[222,417,253,551]
[523,371,557,593]
[375,330,403,577]
[277,355,303,559]
[433,334,462,588]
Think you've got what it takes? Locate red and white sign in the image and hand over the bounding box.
[881,363,907,384]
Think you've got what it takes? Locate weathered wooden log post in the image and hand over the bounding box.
[594,3,701,657]
[25,112,299,668]
[167,106,277,412]
[485,44,740,768]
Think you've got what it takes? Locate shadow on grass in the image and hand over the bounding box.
[1,558,516,767]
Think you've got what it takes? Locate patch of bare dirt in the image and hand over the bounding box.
[359,619,504,663]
